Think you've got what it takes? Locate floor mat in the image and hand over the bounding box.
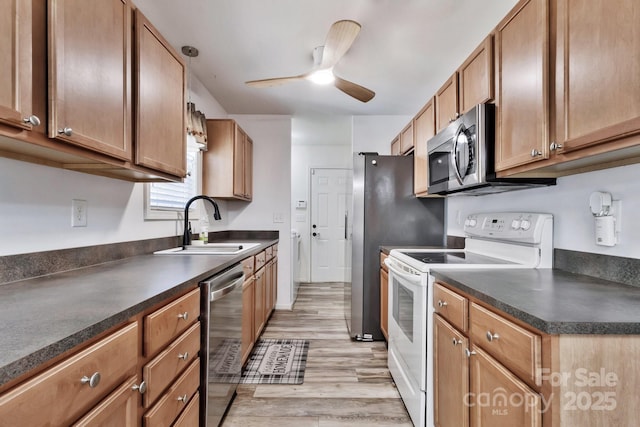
[241,338,309,384]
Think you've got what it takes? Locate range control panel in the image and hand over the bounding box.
[464,212,553,244]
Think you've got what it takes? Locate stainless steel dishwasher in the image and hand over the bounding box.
[200,263,245,426]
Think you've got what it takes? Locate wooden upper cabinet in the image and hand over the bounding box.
[0,0,37,131]
[413,97,436,196]
[494,0,549,172]
[48,0,132,161]
[390,135,400,155]
[459,35,494,115]
[399,121,414,154]
[435,73,459,132]
[553,0,640,154]
[204,119,253,201]
[134,9,186,177]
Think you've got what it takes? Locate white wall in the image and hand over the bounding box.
[291,115,353,282]
[352,115,412,154]
[447,163,640,259]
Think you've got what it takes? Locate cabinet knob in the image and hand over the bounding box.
[23,115,41,127]
[132,381,147,394]
[464,348,477,358]
[178,352,189,360]
[452,338,462,346]
[80,372,101,388]
[177,312,189,321]
[58,127,73,137]
[549,141,564,151]
[486,331,500,342]
[530,149,542,157]
[437,300,448,308]
[177,394,188,403]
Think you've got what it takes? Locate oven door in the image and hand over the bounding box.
[385,258,427,390]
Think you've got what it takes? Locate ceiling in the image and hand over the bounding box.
[133,0,518,116]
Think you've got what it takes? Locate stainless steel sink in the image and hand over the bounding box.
[154,242,261,255]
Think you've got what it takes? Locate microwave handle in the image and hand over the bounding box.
[450,124,465,185]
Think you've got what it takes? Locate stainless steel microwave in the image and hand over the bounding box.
[426,103,555,195]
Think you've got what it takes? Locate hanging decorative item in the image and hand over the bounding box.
[182,45,208,151]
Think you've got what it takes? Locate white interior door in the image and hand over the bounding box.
[310,168,352,282]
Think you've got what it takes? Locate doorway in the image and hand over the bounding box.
[310,168,352,282]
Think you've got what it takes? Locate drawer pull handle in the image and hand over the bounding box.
[132,381,147,394]
[178,352,189,360]
[437,300,448,308]
[486,331,500,342]
[177,312,189,321]
[177,394,188,403]
[80,372,101,388]
[464,348,476,358]
[452,338,462,346]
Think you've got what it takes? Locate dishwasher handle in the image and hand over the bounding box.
[210,274,244,301]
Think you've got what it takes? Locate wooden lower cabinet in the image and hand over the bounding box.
[0,286,203,426]
[434,315,469,427]
[380,252,389,341]
[434,281,640,426]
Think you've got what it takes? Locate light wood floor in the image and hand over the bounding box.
[221,282,413,427]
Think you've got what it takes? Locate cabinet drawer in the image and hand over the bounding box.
[255,250,266,271]
[265,245,273,261]
[0,322,138,426]
[144,359,200,426]
[144,288,200,356]
[433,283,468,332]
[470,302,541,387]
[272,244,278,258]
[173,391,200,427]
[242,255,255,276]
[143,322,201,407]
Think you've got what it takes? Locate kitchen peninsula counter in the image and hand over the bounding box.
[430,268,640,335]
[0,238,277,388]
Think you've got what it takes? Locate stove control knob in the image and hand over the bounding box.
[511,219,521,230]
[464,219,470,227]
[521,219,532,231]
[468,219,477,227]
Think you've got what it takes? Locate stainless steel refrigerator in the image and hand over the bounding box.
[345,153,445,341]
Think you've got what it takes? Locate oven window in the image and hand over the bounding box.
[392,281,414,342]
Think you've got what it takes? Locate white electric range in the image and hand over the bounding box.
[385,212,553,427]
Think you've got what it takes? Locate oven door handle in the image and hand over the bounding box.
[384,258,422,284]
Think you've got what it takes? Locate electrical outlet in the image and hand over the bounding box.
[72,199,88,227]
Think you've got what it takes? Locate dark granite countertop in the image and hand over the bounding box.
[0,238,276,388]
[430,268,640,335]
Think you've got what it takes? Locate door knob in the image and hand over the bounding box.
[312,224,317,229]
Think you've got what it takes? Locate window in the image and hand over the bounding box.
[144,135,202,220]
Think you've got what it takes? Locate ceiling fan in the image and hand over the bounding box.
[245,20,375,103]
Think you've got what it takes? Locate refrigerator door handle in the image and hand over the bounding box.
[344,212,348,239]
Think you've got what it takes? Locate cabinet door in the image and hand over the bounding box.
[400,122,414,154]
[435,73,459,132]
[241,276,255,364]
[434,315,469,427]
[494,0,549,171]
[72,376,139,427]
[459,35,494,115]
[380,268,388,340]
[554,0,640,153]
[233,125,245,198]
[135,10,186,177]
[254,269,266,339]
[469,346,541,427]
[413,98,436,196]
[244,136,253,200]
[48,0,132,160]
[0,0,35,130]
[390,135,400,155]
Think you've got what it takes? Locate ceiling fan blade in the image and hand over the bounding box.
[320,20,361,69]
[334,76,375,103]
[245,74,308,88]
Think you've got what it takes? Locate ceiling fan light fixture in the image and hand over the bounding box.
[307,68,335,85]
